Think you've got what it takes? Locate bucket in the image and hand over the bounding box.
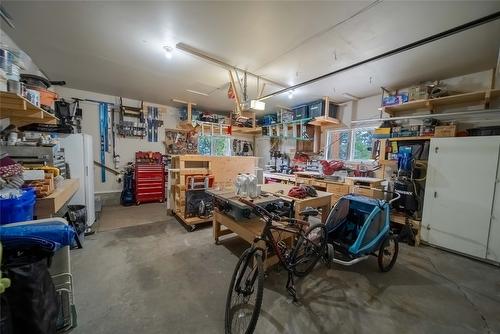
[0,188,36,224]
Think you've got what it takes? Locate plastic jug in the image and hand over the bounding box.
[247,174,258,198]
[235,173,248,196]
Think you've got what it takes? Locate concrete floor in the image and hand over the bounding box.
[71,204,500,334]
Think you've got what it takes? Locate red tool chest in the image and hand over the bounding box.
[135,152,165,205]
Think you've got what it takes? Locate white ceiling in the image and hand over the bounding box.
[2,1,500,114]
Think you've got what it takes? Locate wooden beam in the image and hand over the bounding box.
[258,83,266,98]
[228,69,242,113]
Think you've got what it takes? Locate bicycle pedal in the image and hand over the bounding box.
[286,285,297,298]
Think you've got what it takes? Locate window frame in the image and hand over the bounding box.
[325,127,376,162]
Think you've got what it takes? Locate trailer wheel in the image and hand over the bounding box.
[378,234,398,272]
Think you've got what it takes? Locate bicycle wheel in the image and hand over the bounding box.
[378,234,399,272]
[290,223,327,277]
[225,247,264,334]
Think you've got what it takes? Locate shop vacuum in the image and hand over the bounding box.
[120,169,135,206]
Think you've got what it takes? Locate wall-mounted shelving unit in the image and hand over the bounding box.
[0,91,59,126]
[261,118,312,141]
[308,116,340,127]
[379,88,500,115]
[388,136,433,142]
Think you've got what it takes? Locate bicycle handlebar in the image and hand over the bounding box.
[351,186,402,204]
[238,197,276,222]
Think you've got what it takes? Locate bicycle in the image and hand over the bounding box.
[224,197,330,334]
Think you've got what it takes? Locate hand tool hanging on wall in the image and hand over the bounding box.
[118,98,146,138]
[99,102,109,182]
[146,105,163,142]
[111,107,120,168]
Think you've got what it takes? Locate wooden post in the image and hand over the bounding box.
[187,102,192,122]
[323,96,329,118]
[314,126,321,153]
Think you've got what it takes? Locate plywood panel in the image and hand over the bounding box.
[209,156,258,188]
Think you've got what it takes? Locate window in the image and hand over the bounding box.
[351,128,374,161]
[326,130,350,160]
[325,127,375,161]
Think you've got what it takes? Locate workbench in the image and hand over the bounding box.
[261,183,333,223]
[35,179,79,218]
[263,172,296,184]
[213,210,292,270]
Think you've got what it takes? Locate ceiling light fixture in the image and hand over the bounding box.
[342,93,360,100]
[250,100,266,111]
[163,46,173,59]
[186,89,209,96]
[288,90,294,99]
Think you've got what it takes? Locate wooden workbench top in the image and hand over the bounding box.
[35,178,79,218]
[261,183,332,200]
[294,171,322,176]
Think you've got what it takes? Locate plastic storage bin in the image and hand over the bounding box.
[308,100,338,119]
[0,188,36,225]
[293,105,308,120]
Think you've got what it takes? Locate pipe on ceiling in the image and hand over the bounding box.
[258,11,500,101]
[175,42,288,88]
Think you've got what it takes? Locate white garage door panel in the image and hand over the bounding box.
[487,160,500,262]
[422,137,499,259]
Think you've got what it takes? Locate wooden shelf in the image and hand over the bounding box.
[388,136,433,141]
[0,91,59,126]
[308,116,340,127]
[380,89,500,115]
[232,126,262,135]
[35,179,79,218]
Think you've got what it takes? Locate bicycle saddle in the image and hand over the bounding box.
[299,207,319,217]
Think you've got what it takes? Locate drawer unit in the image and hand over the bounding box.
[135,163,165,204]
[326,183,349,194]
[326,182,350,206]
[351,186,383,199]
[295,177,310,185]
[311,180,327,188]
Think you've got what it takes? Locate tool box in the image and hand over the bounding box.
[134,152,165,204]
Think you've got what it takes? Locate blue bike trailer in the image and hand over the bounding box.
[325,194,390,257]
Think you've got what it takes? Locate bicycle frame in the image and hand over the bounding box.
[239,198,310,272]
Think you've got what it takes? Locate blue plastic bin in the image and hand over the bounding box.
[0,188,36,225]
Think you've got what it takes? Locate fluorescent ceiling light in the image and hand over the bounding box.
[250,100,265,111]
[186,89,209,96]
[342,93,360,100]
[163,46,173,59]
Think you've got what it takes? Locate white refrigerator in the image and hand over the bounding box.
[59,133,96,226]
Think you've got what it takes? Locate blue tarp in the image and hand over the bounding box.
[0,219,76,252]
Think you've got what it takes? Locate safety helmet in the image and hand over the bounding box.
[288,186,307,199]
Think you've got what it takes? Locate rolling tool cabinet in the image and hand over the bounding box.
[135,152,165,204]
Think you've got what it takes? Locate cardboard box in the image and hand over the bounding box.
[434,125,456,137]
[374,127,391,139]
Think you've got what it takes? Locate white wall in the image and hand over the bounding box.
[55,86,179,193]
